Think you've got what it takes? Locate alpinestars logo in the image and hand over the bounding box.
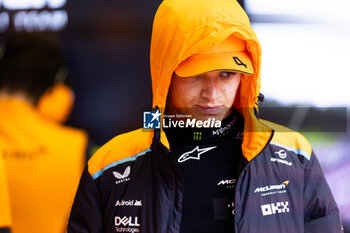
[261,201,289,216]
[178,146,217,163]
[115,216,140,232]
[113,166,131,184]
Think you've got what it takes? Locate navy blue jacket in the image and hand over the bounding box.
[68,124,343,233]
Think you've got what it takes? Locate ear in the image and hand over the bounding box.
[36,83,75,123]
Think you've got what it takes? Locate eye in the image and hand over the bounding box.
[219,71,238,79]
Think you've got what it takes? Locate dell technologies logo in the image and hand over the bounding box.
[115,216,140,233]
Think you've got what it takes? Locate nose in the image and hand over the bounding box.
[200,76,218,101]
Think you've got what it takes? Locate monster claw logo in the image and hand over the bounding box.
[193,132,202,141]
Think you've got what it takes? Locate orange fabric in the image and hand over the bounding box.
[260,119,312,156]
[0,99,87,233]
[150,0,272,161]
[175,35,254,77]
[88,127,171,176]
[0,154,11,229]
[88,129,153,176]
[37,83,74,123]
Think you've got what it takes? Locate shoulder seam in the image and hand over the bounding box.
[270,141,311,160]
[91,147,151,180]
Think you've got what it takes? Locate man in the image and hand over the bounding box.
[0,32,88,233]
[68,0,342,232]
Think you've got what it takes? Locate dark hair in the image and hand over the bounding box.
[0,32,63,103]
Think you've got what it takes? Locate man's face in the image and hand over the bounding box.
[166,71,241,121]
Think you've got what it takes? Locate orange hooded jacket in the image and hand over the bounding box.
[88,0,311,175]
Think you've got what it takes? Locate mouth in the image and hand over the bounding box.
[195,105,223,115]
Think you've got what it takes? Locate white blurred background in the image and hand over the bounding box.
[246,0,350,228]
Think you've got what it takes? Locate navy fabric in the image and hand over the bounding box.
[164,112,244,233]
[0,228,11,233]
[68,129,343,233]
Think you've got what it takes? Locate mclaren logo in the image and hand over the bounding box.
[217,178,236,189]
[254,180,289,197]
[217,179,236,185]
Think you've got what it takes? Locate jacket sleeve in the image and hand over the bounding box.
[303,152,343,233]
[68,166,104,233]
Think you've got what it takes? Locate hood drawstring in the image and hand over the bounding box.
[257,93,264,107]
[254,93,265,119]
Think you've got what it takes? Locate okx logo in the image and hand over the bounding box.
[261,201,289,216]
[143,110,161,129]
[113,166,131,185]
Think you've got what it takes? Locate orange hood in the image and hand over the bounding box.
[150,0,272,161]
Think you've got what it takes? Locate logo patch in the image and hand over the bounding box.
[233,56,247,68]
[115,216,140,232]
[217,179,236,189]
[113,166,131,184]
[143,110,161,129]
[254,180,289,197]
[275,149,287,159]
[261,201,289,216]
[270,157,292,166]
[193,132,202,141]
[212,116,236,137]
[178,146,217,163]
[115,200,143,207]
